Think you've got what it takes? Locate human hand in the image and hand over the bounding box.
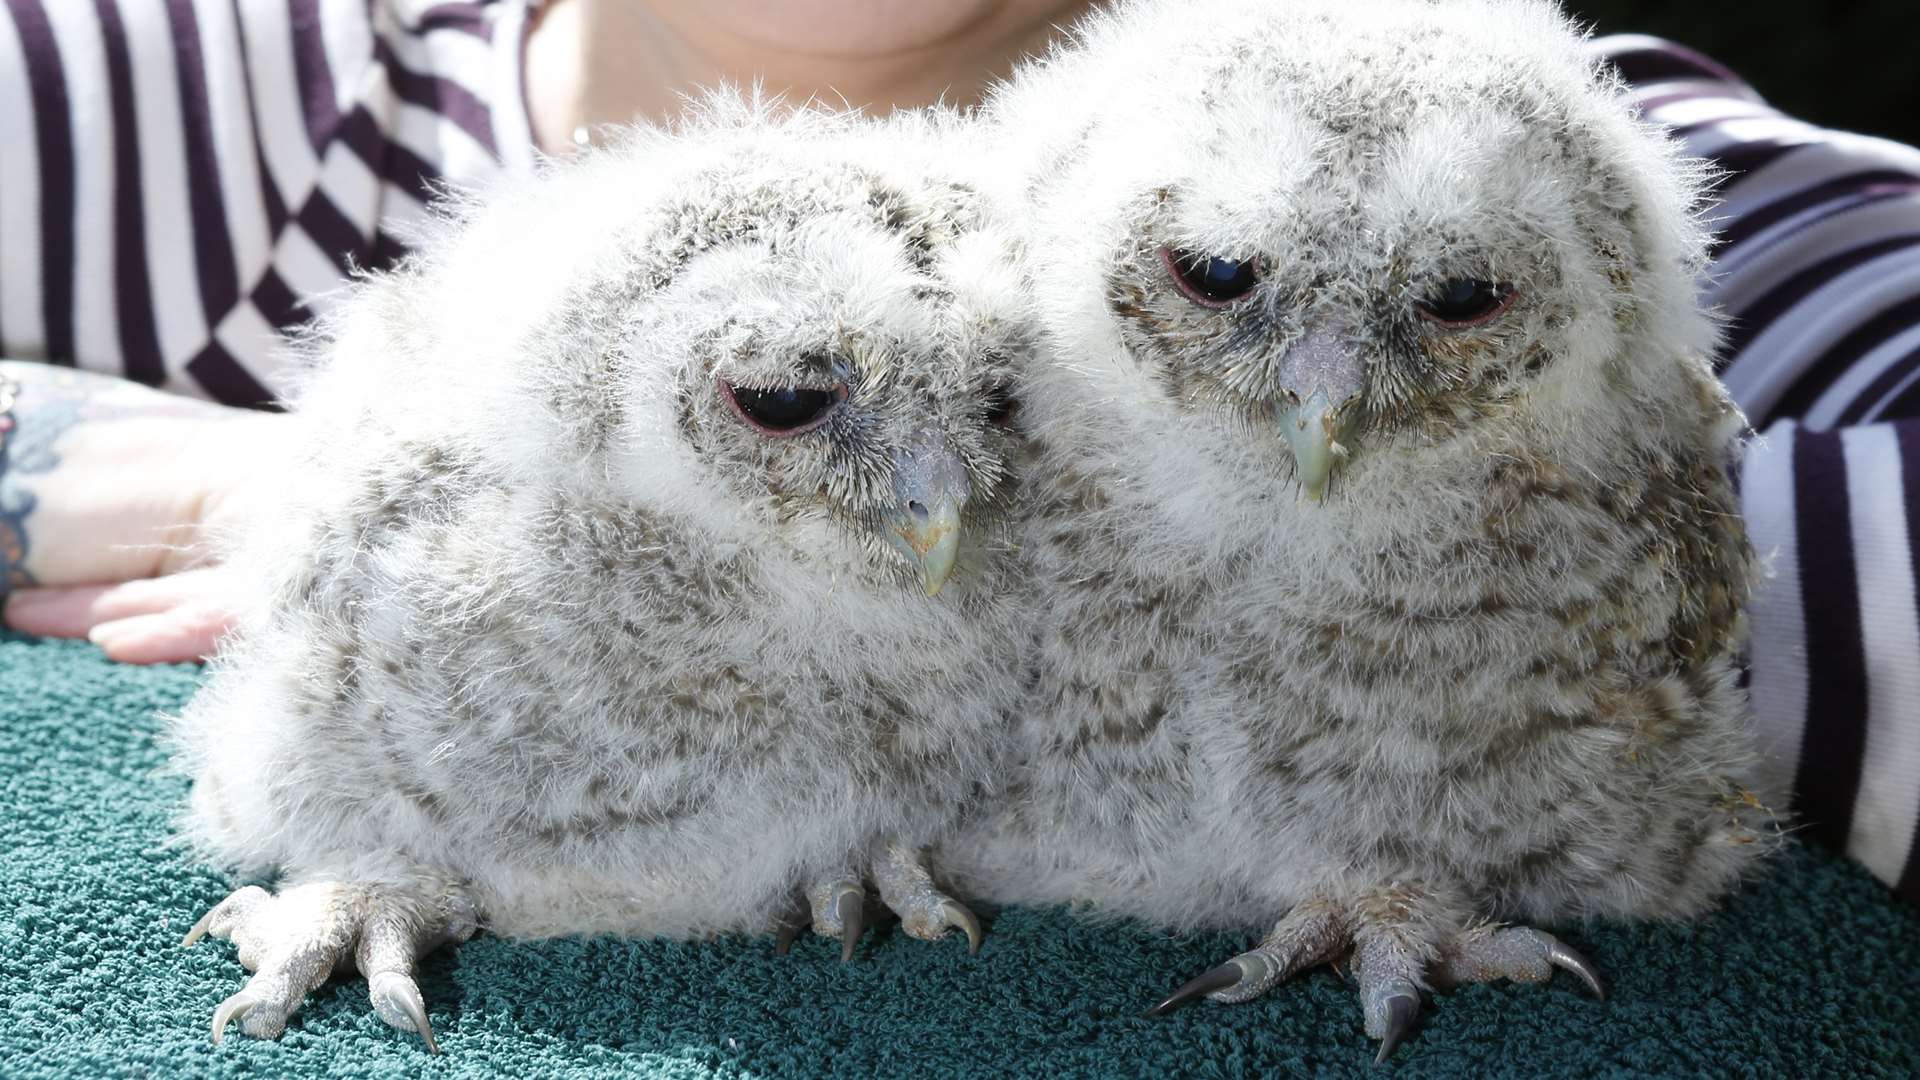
[4,567,245,664]
[0,363,290,663]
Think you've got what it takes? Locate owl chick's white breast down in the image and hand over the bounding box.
[936,0,1772,1061]
[171,94,1034,1050]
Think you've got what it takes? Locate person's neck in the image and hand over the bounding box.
[525,0,1088,154]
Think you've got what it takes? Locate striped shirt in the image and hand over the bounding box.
[0,0,537,403]
[1597,36,1920,905]
[2,4,1918,904]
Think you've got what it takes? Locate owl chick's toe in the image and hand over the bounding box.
[788,845,985,961]
[803,877,870,962]
[1144,959,1251,1017]
[1148,893,1347,1017]
[1431,925,1606,1000]
[368,970,440,1053]
[871,842,984,954]
[185,877,473,1053]
[1145,891,1604,1062]
[773,889,810,957]
[1370,988,1421,1065]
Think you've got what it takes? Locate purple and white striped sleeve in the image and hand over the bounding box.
[0,0,533,405]
[1597,35,1920,903]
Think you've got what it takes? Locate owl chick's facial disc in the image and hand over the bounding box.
[608,173,1021,598]
[1069,3,1678,503]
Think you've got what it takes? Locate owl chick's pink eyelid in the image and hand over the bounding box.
[1159,245,1255,310]
[716,378,847,438]
[1416,286,1519,329]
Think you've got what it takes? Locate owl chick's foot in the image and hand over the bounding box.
[777,842,982,960]
[1147,889,1601,1062]
[871,841,984,953]
[183,879,476,1052]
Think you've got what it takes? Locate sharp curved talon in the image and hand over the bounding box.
[1543,936,1606,1002]
[371,972,440,1054]
[1144,959,1247,1017]
[181,910,215,948]
[835,886,864,963]
[940,900,983,955]
[1374,991,1420,1064]
[774,891,807,957]
[210,992,255,1046]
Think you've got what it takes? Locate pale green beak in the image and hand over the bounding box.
[1275,321,1364,503]
[885,432,969,597]
[890,498,962,597]
[1279,388,1357,502]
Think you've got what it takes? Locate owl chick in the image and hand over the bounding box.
[938,0,1771,1060]
[171,96,1031,1050]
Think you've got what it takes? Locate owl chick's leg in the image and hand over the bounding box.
[183,878,475,1052]
[779,843,982,960]
[870,842,983,953]
[1147,886,1602,1063]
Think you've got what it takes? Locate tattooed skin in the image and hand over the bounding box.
[0,362,223,597]
[0,370,59,594]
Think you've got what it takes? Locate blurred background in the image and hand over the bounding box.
[1568,0,1919,146]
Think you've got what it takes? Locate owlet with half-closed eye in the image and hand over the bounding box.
[938,0,1772,1061]
[170,95,1031,1051]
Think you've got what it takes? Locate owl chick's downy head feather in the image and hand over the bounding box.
[993,0,1728,518]
[308,92,1031,599]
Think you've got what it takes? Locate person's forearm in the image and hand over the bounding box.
[0,362,268,590]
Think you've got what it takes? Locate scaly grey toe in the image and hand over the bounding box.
[1433,925,1607,1001]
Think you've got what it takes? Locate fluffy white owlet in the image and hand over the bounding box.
[172,98,1030,1050]
[937,0,1771,1060]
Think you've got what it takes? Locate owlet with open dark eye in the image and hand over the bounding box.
[940,0,1771,1063]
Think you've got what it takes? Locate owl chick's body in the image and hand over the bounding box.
[173,98,1030,1047]
[939,0,1770,1057]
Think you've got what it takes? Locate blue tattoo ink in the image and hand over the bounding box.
[0,368,92,597]
[0,375,35,595]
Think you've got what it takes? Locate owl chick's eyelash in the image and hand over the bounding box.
[1415,281,1519,330]
[1159,245,1263,309]
[717,378,848,438]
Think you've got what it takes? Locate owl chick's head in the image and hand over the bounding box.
[480,98,1028,598]
[1001,0,1720,503]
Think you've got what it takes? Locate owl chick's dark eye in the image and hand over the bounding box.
[1416,279,1516,328]
[1161,246,1261,308]
[982,384,1020,427]
[722,382,847,436]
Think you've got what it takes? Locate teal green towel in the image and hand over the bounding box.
[2,635,1915,1078]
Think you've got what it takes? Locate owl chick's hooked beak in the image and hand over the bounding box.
[884,430,969,596]
[1276,320,1365,501]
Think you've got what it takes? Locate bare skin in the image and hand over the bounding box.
[2,0,1092,663]
[0,363,283,662]
[526,0,1092,147]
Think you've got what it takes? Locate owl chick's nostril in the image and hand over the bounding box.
[908,500,930,524]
